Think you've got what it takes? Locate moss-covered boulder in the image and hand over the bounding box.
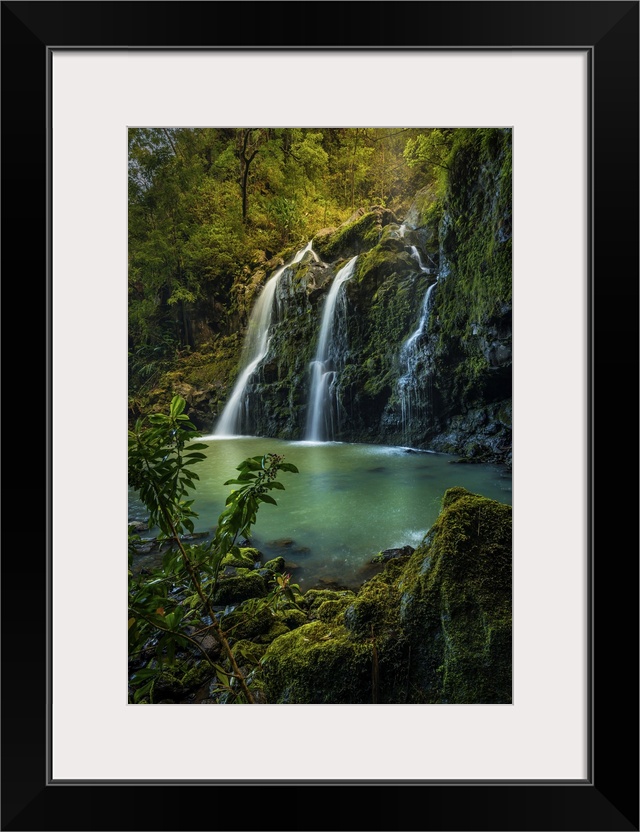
[150,661,214,703]
[276,608,308,630]
[262,487,511,704]
[221,547,261,569]
[298,588,356,615]
[261,621,374,704]
[313,207,398,261]
[313,597,352,624]
[398,486,512,703]
[212,571,268,605]
[220,604,276,641]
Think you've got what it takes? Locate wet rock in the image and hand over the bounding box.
[268,538,295,548]
[134,541,155,555]
[370,545,415,564]
[291,546,311,557]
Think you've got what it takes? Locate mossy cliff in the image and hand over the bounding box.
[134,129,512,463]
[260,487,512,704]
[425,128,512,462]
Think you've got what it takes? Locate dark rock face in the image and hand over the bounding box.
[261,487,512,704]
[429,400,512,467]
[207,129,512,462]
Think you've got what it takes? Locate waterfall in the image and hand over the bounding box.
[214,241,317,436]
[410,245,438,274]
[397,272,439,443]
[305,256,358,442]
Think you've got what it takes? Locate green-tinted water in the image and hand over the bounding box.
[129,436,511,590]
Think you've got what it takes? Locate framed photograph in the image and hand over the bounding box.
[3,1,637,830]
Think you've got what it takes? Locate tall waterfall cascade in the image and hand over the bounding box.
[214,241,317,436]
[305,256,358,442]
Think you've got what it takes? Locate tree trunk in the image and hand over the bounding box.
[240,130,261,224]
[350,128,359,211]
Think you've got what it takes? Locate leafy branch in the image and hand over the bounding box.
[128,395,298,704]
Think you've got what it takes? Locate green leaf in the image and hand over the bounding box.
[237,472,258,483]
[267,481,285,490]
[278,462,299,473]
[259,494,277,506]
[238,459,262,472]
[131,667,159,682]
[216,670,230,689]
[170,395,186,418]
[186,443,209,451]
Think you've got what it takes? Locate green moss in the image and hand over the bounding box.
[262,621,374,704]
[313,210,386,261]
[354,244,413,287]
[263,556,286,573]
[313,598,351,624]
[221,604,276,641]
[441,485,473,509]
[129,332,243,425]
[231,639,268,664]
[212,571,267,605]
[419,196,444,233]
[343,571,402,638]
[398,487,512,703]
[150,660,213,703]
[221,548,259,569]
[299,588,356,614]
[435,128,512,347]
[256,620,291,645]
[338,248,430,421]
[276,608,308,629]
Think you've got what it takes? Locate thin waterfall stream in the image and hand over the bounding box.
[398,247,439,441]
[305,255,358,441]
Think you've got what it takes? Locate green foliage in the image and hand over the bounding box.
[128,395,299,703]
[128,394,203,538]
[128,127,425,397]
[403,129,454,194]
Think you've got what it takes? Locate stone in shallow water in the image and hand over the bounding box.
[267,537,295,548]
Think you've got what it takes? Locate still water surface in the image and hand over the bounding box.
[129,436,512,589]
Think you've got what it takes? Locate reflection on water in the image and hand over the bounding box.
[129,437,511,589]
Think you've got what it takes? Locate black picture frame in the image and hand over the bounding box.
[2,2,638,830]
